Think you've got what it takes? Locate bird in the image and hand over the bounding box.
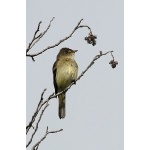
[52,47,78,119]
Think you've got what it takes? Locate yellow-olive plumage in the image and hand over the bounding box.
[53,48,78,119]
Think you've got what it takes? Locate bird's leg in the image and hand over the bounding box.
[71,79,76,85]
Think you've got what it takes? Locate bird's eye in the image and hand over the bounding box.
[64,51,68,54]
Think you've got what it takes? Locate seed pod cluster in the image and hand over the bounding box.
[85,33,97,46]
[109,60,118,69]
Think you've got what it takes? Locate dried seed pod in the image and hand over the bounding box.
[114,61,118,65]
[109,60,118,69]
[109,60,114,64]
[85,33,97,46]
[111,64,116,68]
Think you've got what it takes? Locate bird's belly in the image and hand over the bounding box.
[56,66,76,90]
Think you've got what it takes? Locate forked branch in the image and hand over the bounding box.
[26,18,96,61]
[32,127,63,150]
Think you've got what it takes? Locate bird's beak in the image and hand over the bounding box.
[74,50,78,53]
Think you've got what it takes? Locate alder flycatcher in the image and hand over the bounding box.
[53,47,78,119]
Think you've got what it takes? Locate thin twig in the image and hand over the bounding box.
[32,127,63,150]
[26,21,42,53]
[30,17,55,50]
[26,17,55,53]
[110,51,115,61]
[78,25,92,33]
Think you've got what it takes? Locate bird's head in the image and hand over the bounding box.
[57,48,78,59]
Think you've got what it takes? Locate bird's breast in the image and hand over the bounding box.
[56,61,77,89]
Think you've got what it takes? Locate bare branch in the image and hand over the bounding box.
[78,25,92,33]
[26,101,49,147]
[26,21,42,53]
[30,17,55,50]
[32,127,63,150]
[26,89,47,134]
[26,18,95,60]
[26,17,55,53]
[110,51,115,61]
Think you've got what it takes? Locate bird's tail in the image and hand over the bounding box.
[58,93,66,119]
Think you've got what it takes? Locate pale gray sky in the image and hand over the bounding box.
[26,0,124,150]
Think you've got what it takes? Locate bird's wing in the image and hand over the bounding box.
[52,60,58,94]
